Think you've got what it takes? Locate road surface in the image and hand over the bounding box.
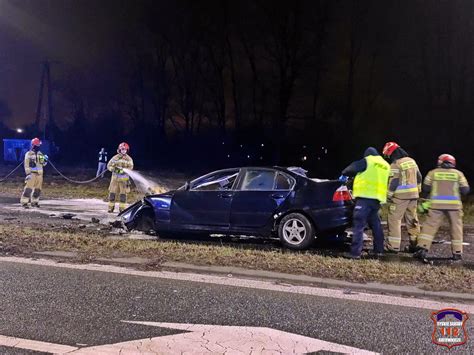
[0,257,472,354]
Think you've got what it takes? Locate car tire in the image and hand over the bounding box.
[278,213,315,250]
[135,208,155,234]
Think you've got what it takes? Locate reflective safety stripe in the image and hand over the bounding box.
[397,184,417,190]
[451,241,464,244]
[395,184,418,194]
[400,161,417,170]
[417,235,433,241]
[387,236,401,242]
[115,174,129,181]
[430,200,461,205]
[433,172,458,181]
[431,195,460,200]
[430,195,461,205]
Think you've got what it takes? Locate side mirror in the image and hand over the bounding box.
[184,181,191,191]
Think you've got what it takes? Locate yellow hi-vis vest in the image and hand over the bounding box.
[353,155,390,203]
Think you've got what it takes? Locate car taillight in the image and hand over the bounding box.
[332,185,352,202]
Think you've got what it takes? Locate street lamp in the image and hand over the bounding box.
[16,128,23,133]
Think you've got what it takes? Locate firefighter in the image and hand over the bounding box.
[340,147,390,259]
[414,154,470,261]
[382,142,422,253]
[20,138,48,208]
[107,142,134,213]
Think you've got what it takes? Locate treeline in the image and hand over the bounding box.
[22,0,474,177]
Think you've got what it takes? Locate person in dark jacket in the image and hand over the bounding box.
[96,148,108,178]
[341,147,390,259]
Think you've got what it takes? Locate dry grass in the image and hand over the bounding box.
[0,223,472,293]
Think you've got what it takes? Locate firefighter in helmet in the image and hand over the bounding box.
[415,154,470,261]
[382,142,422,253]
[107,142,134,213]
[20,138,48,208]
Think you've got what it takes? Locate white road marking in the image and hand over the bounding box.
[0,334,77,353]
[1,256,473,313]
[69,322,378,354]
[0,323,377,354]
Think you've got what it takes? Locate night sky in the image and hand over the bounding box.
[0,0,472,178]
[0,0,128,127]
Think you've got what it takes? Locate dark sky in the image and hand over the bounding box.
[0,0,129,127]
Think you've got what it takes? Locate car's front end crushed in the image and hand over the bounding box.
[119,192,174,230]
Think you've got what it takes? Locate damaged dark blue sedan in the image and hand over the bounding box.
[119,167,353,250]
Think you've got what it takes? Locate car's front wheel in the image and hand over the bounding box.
[278,213,315,250]
[135,208,155,235]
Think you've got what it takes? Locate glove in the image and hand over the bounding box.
[338,175,349,183]
[417,200,431,214]
[25,174,31,181]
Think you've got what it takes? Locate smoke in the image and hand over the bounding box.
[123,169,168,195]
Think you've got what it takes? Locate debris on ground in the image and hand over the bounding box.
[91,217,100,224]
[61,213,76,220]
[110,220,124,229]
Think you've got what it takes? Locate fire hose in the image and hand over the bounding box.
[0,160,108,184]
[48,161,108,184]
[0,161,26,182]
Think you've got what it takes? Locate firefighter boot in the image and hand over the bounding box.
[413,247,428,260]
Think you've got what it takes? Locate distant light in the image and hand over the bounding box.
[325,149,328,154]
[227,154,230,158]
[222,141,225,145]
[302,156,307,161]
[247,155,250,159]
[303,145,307,149]
[261,143,264,147]
[260,156,263,160]
[240,144,243,148]
[321,146,324,149]
[16,128,23,133]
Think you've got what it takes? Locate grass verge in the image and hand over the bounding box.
[0,223,472,293]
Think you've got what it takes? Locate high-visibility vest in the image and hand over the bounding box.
[353,155,390,203]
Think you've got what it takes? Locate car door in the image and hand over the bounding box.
[170,169,240,231]
[230,169,295,230]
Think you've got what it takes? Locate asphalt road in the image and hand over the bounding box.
[0,258,472,354]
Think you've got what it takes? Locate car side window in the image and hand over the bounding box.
[192,172,239,191]
[241,170,276,191]
[275,173,293,190]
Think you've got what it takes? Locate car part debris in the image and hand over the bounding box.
[61,213,76,219]
[110,220,125,229]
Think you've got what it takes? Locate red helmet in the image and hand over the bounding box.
[438,154,456,167]
[31,138,41,147]
[382,141,400,157]
[118,142,129,153]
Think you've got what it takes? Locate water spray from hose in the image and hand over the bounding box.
[123,169,168,195]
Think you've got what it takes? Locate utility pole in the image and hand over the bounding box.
[35,60,57,141]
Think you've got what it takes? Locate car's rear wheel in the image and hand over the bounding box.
[278,213,315,250]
